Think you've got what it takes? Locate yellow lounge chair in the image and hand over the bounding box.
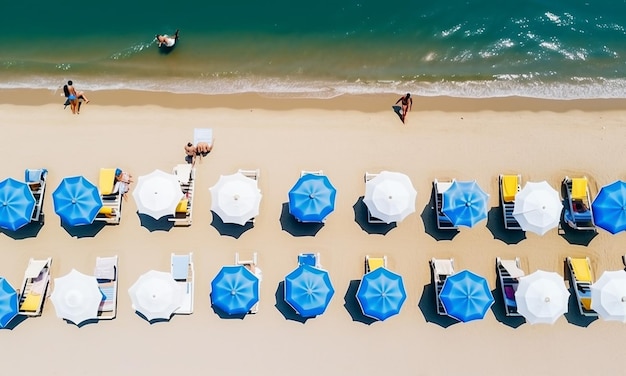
[566,257,597,317]
[365,255,387,273]
[562,176,595,231]
[168,164,195,226]
[95,168,122,225]
[18,257,52,317]
[499,174,522,230]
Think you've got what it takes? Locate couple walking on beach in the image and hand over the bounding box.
[185,141,213,165]
[63,80,90,115]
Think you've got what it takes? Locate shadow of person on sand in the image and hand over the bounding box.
[392,105,403,122]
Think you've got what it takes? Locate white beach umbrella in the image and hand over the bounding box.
[128,270,184,322]
[591,270,626,322]
[50,269,102,325]
[363,171,417,224]
[209,173,262,226]
[512,181,562,235]
[132,169,184,219]
[515,270,570,325]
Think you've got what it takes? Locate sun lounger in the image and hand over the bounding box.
[562,176,596,231]
[18,257,52,317]
[301,170,323,177]
[94,255,118,319]
[94,168,122,225]
[235,252,261,314]
[171,253,194,314]
[25,168,47,223]
[430,258,455,315]
[496,257,525,316]
[298,252,321,268]
[566,257,597,316]
[433,179,458,229]
[499,174,522,230]
[365,255,387,273]
[168,164,196,226]
[238,169,260,223]
[363,172,386,224]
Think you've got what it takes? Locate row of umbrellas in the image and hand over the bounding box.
[3,172,626,235]
[4,266,626,327]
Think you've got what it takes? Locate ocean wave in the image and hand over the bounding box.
[1,74,626,100]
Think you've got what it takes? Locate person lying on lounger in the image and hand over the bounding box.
[112,169,133,200]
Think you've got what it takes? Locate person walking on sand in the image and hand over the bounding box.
[395,93,413,123]
[65,83,79,114]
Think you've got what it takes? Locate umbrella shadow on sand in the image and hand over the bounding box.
[71,318,99,328]
[417,283,458,328]
[279,202,324,237]
[558,214,598,247]
[274,281,308,324]
[2,315,28,330]
[134,311,174,325]
[137,213,174,232]
[61,220,106,238]
[0,220,44,240]
[210,211,254,239]
[352,197,397,235]
[210,304,248,320]
[420,189,459,241]
[486,207,527,245]
[343,280,377,325]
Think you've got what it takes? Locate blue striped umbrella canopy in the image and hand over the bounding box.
[440,270,494,322]
[592,180,626,234]
[288,174,337,223]
[52,176,103,226]
[442,180,489,227]
[356,267,407,321]
[211,266,259,315]
[0,277,18,328]
[0,178,36,231]
[284,264,335,318]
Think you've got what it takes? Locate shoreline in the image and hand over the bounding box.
[3,88,626,112]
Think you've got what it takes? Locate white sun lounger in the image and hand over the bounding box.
[433,179,458,230]
[18,257,52,317]
[25,168,47,224]
[169,164,196,226]
[364,172,386,224]
[235,252,261,314]
[431,258,455,315]
[94,255,118,319]
[171,252,194,314]
[194,128,213,146]
[300,170,323,177]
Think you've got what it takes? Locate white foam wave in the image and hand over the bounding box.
[2,75,626,100]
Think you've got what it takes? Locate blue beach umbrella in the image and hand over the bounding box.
[0,178,36,231]
[442,180,489,227]
[592,180,626,234]
[288,174,337,223]
[52,176,103,226]
[284,264,335,318]
[210,266,259,315]
[440,270,494,323]
[0,277,19,328]
[356,267,407,321]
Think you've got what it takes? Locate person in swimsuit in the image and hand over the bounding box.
[184,142,197,165]
[395,93,413,123]
[65,83,79,114]
[156,30,179,48]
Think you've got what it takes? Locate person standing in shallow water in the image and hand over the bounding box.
[395,93,413,123]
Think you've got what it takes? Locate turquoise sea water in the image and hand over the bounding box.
[1,1,625,98]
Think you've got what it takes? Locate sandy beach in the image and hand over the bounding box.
[1,89,626,375]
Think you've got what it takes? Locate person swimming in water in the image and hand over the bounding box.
[156,30,179,48]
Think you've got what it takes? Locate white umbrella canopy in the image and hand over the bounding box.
[363,171,417,224]
[209,173,262,226]
[512,181,562,235]
[50,269,102,325]
[132,169,184,219]
[515,270,570,324]
[591,270,626,322]
[128,270,184,322]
